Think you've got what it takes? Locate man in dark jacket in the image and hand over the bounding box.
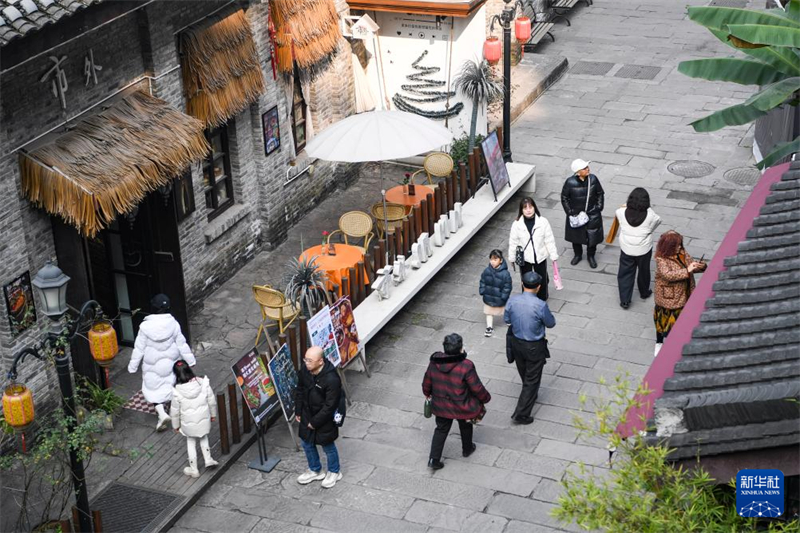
[505,272,556,424]
[561,159,605,269]
[295,346,343,488]
[422,333,491,470]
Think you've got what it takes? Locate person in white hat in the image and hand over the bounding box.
[560,159,605,269]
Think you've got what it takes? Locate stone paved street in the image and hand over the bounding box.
[171,0,758,531]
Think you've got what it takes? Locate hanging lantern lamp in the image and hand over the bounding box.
[88,321,118,367]
[515,16,532,43]
[3,383,35,436]
[483,37,501,65]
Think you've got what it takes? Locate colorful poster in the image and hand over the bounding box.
[330,297,361,367]
[231,348,280,424]
[3,271,37,338]
[307,305,342,367]
[268,343,298,422]
[262,106,280,156]
[481,131,510,200]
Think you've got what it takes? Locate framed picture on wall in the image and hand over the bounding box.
[262,106,281,156]
[4,271,37,337]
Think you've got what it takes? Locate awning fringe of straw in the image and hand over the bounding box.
[270,0,341,75]
[181,9,266,128]
[20,91,209,238]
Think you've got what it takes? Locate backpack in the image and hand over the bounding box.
[333,388,347,427]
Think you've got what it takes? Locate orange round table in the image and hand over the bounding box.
[300,244,368,296]
[385,185,434,210]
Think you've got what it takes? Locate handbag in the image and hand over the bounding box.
[605,215,620,244]
[469,404,487,425]
[424,397,432,418]
[515,227,536,268]
[568,177,591,228]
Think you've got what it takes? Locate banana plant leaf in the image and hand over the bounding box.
[727,24,800,48]
[744,77,800,110]
[757,138,800,169]
[678,58,790,85]
[707,28,800,75]
[688,6,800,31]
[690,103,767,132]
[788,0,800,22]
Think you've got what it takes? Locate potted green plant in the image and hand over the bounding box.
[454,59,503,156]
[284,255,330,318]
[76,377,125,430]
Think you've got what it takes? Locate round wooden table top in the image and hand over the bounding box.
[300,244,365,292]
[385,185,434,208]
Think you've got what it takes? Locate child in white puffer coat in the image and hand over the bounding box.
[170,361,219,478]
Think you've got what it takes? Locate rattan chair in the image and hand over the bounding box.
[328,211,375,253]
[411,152,454,185]
[252,285,299,348]
[370,202,407,239]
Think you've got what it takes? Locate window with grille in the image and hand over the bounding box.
[291,74,307,153]
[202,125,234,220]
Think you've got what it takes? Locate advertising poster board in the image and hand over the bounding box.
[231,348,280,424]
[307,305,342,367]
[268,343,298,422]
[3,271,37,337]
[330,297,361,367]
[481,131,510,200]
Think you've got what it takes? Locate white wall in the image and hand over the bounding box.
[363,8,487,140]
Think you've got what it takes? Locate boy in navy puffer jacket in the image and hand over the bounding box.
[479,250,513,337]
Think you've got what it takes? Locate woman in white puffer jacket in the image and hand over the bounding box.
[170,361,218,478]
[128,294,196,430]
[508,197,559,301]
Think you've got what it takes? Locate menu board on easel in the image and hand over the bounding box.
[231,348,280,424]
[481,131,510,201]
[330,297,361,368]
[307,305,342,367]
[268,343,298,422]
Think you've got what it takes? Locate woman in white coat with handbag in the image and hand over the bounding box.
[128,294,196,430]
[508,197,559,301]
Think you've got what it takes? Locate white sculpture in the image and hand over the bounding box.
[374,265,393,300]
[419,233,432,259]
[454,202,463,228]
[448,210,457,234]
[439,215,450,239]
[409,244,422,269]
[392,256,406,285]
[433,222,446,246]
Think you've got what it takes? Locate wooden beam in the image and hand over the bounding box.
[346,0,488,18]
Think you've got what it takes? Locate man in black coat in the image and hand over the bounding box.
[295,346,343,488]
[561,159,605,269]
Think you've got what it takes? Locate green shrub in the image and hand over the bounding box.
[450,133,484,165]
[553,374,798,533]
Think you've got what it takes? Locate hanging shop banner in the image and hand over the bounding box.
[330,297,361,367]
[3,271,37,337]
[481,131,511,201]
[232,348,280,424]
[268,343,298,422]
[307,305,342,367]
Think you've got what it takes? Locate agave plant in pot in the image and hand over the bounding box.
[284,255,329,319]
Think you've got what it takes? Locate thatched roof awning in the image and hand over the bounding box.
[20,91,209,238]
[181,9,266,128]
[270,0,341,76]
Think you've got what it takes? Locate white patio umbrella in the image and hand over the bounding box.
[305,110,454,262]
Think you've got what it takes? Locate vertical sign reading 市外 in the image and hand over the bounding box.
[736,469,784,518]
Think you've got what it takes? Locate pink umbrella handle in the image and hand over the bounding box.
[552,260,563,290]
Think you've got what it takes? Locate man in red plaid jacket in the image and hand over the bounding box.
[422,333,492,470]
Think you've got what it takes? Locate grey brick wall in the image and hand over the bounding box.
[0,0,359,400]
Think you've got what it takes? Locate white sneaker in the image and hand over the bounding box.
[205,458,219,468]
[654,343,663,357]
[297,470,326,485]
[183,466,200,478]
[321,471,343,489]
[156,415,170,432]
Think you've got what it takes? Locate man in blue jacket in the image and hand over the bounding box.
[504,272,556,424]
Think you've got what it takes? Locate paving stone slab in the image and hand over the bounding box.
[363,468,495,511]
[309,504,428,533]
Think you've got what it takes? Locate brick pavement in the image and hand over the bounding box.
[170,1,759,531]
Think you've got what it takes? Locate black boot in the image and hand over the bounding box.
[570,255,582,266]
[588,256,597,269]
[428,458,445,470]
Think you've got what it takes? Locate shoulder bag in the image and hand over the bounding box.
[568,177,591,228]
[515,225,537,267]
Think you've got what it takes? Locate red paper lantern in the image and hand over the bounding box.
[483,37,501,65]
[515,17,532,43]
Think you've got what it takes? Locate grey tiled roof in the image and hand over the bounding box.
[0,0,102,47]
[654,162,800,461]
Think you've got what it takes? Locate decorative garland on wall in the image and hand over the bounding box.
[392,50,464,120]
